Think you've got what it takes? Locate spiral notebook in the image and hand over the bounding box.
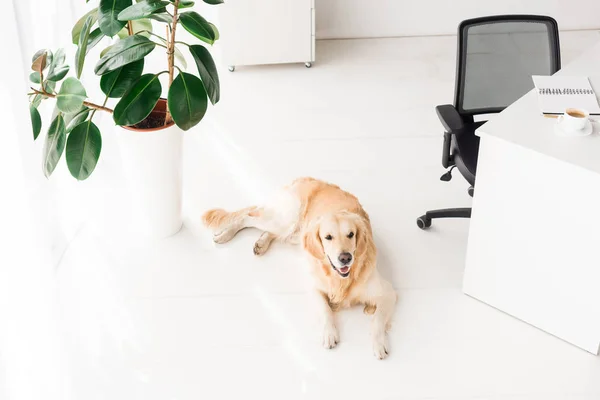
[532,75,600,116]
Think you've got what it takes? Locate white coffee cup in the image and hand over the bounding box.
[561,108,589,134]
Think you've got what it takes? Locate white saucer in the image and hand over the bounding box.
[555,116,593,137]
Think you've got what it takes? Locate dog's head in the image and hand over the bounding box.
[303,211,371,278]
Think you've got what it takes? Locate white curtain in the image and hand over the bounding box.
[2,2,225,398]
[0,2,80,399]
[12,0,131,267]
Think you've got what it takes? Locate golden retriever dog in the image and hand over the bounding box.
[202,177,397,359]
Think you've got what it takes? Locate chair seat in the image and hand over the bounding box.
[452,120,486,186]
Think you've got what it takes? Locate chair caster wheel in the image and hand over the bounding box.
[416,215,432,230]
[228,66,235,72]
[305,62,312,68]
[468,186,474,197]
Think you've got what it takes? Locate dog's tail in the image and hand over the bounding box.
[202,207,257,230]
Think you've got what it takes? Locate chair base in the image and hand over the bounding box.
[416,208,472,230]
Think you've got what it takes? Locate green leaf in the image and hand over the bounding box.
[30,106,42,140]
[43,114,66,178]
[87,28,105,52]
[52,48,66,68]
[46,48,68,81]
[156,37,187,69]
[75,16,94,78]
[148,13,172,23]
[46,50,54,71]
[31,95,42,108]
[47,65,70,82]
[169,0,195,7]
[100,45,114,58]
[209,23,219,40]
[100,59,144,98]
[95,35,155,75]
[30,72,41,84]
[168,72,208,131]
[57,78,87,113]
[118,0,169,20]
[117,18,152,38]
[65,106,91,133]
[98,0,131,36]
[66,121,102,180]
[203,0,223,4]
[189,45,219,105]
[113,73,162,126]
[44,80,57,95]
[179,12,216,45]
[48,48,65,76]
[72,8,99,44]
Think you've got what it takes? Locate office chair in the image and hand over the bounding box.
[417,15,561,229]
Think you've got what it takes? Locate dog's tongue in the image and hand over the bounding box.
[339,266,349,274]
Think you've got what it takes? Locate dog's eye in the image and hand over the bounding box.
[347,232,354,239]
[324,234,333,241]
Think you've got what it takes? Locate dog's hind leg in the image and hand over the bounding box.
[253,231,277,256]
[203,187,300,246]
[203,207,259,244]
[203,206,282,246]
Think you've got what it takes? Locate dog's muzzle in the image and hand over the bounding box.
[328,256,350,278]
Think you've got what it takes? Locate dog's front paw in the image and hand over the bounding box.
[322,324,339,349]
[372,333,389,360]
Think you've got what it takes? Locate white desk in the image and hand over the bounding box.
[464,40,600,354]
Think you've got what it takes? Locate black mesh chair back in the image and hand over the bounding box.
[455,15,561,117]
[416,15,561,230]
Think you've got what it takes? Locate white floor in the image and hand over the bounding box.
[52,32,600,400]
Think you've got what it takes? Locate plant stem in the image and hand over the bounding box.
[30,87,114,114]
[127,21,134,36]
[40,70,45,93]
[90,96,110,120]
[165,0,180,125]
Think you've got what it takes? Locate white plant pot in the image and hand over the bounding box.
[116,117,183,238]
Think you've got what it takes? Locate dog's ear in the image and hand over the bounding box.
[354,213,373,263]
[303,221,324,260]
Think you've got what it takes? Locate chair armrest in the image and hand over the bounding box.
[436,104,464,132]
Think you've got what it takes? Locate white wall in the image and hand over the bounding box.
[316,0,600,39]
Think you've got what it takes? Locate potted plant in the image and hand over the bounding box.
[27,0,222,237]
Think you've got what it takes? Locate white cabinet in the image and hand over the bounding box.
[219,0,315,70]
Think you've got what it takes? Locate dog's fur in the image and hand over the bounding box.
[202,177,397,359]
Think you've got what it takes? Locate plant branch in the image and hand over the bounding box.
[165,0,180,125]
[30,87,114,114]
[91,95,110,119]
[174,41,190,47]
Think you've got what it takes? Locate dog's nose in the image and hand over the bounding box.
[338,252,352,265]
